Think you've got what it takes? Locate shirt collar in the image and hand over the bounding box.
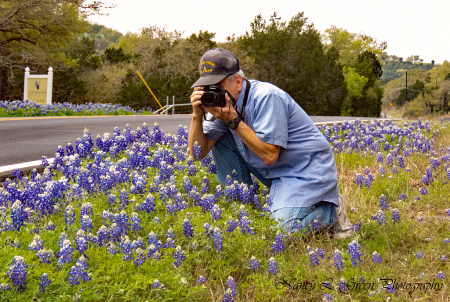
[234,79,247,114]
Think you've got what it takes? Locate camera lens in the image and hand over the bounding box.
[201,92,218,108]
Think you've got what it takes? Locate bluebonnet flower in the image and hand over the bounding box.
[386,153,394,166]
[166,227,176,239]
[39,273,51,293]
[437,271,445,280]
[430,157,440,169]
[351,219,362,232]
[337,278,348,293]
[174,246,186,267]
[392,208,401,223]
[75,236,88,256]
[152,279,165,290]
[7,256,28,291]
[182,176,193,194]
[226,217,239,233]
[441,255,448,261]
[385,282,396,294]
[165,238,176,249]
[271,231,285,254]
[268,257,278,274]
[201,176,210,194]
[333,249,344,272]
[107,243,120,255]
[200,194,215,213]
[188,165,197,176]
[211,204,222,220]
[399,193,406,200]
[316,248,325,259]
[313,220,322,230]
[81,215,93,232]
[58,240,74,268]
[398,155,405,168]
[378,165,385,178]
[323,293,333,301]
[119,189,129,210]
[419,187,428,195]
[80,202,93,217]
[223,288,235,302]
[37,248,53,264]
[64,205,76,230]
[348,240,363,267]
[131,212,142,232]
[372,251,382,263]
[0,283,10,291]
[422,175,429,185]
[140,194,156,214]
[416,251,424,259]
[120,236,134,261]
[240,216,254,235]
[97,225,109,246]
[355,173,364,188]
[249,256,260,270]
[134,248,146,267]
[446,208,450,216]
[46,220,56,231]
[240,185,251,204]
[215,185,223,199]
[197,276,206,284]
[374,210,387,225]
[28,234,44,251]
[11,200,26,231]
[231,169,238,178]
[209,161,217,174]
[192,141,202,160]
[213,227,223,251]
[182,218,194,240]
[107,194,117,208]
[392,165,399,174]
[308,250,320,266]
[225,276,238,297]
[444,238,449,244]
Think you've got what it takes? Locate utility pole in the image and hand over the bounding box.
[406,71,408,103]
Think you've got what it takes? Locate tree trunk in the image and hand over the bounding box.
[0,67,8,101]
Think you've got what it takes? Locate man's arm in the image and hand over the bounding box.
[234,120,280,166]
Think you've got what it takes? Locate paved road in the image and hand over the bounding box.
[0,115,367,166]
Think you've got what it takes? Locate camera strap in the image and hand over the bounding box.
[239,79,251,120]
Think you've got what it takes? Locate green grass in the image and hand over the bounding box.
[0,120,449,301]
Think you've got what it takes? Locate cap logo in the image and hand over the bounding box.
[200,60,215,75]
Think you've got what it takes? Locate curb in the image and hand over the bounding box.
[0,118,402,182]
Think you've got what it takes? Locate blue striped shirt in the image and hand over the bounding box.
[203,80,339,211]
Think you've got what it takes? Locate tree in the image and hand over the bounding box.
[237,12,347,115]
[0,0,115,100]
[340,67,368,115]
[322,26,387,65]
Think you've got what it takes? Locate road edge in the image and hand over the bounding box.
[0,118,400,182]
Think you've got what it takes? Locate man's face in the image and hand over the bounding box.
[218,75,243,102]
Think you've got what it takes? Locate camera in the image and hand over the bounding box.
[201,85,227,108]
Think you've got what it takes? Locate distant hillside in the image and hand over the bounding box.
[381,60,436,84]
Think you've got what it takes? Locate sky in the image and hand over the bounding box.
[88,0,450,63]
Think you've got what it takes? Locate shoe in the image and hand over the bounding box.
[333,194,353,239]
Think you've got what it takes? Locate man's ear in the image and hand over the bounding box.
[236,74,243,93]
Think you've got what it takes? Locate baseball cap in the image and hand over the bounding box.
[191,48,240,88]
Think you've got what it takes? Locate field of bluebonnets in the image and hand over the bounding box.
[0,100,152,117]
[1,117,449,301]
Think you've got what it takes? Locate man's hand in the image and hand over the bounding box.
[206,92,238,123]
[190,87,205,118]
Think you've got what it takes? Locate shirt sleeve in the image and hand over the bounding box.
[252,92,289,149]
[203,113,231,141]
